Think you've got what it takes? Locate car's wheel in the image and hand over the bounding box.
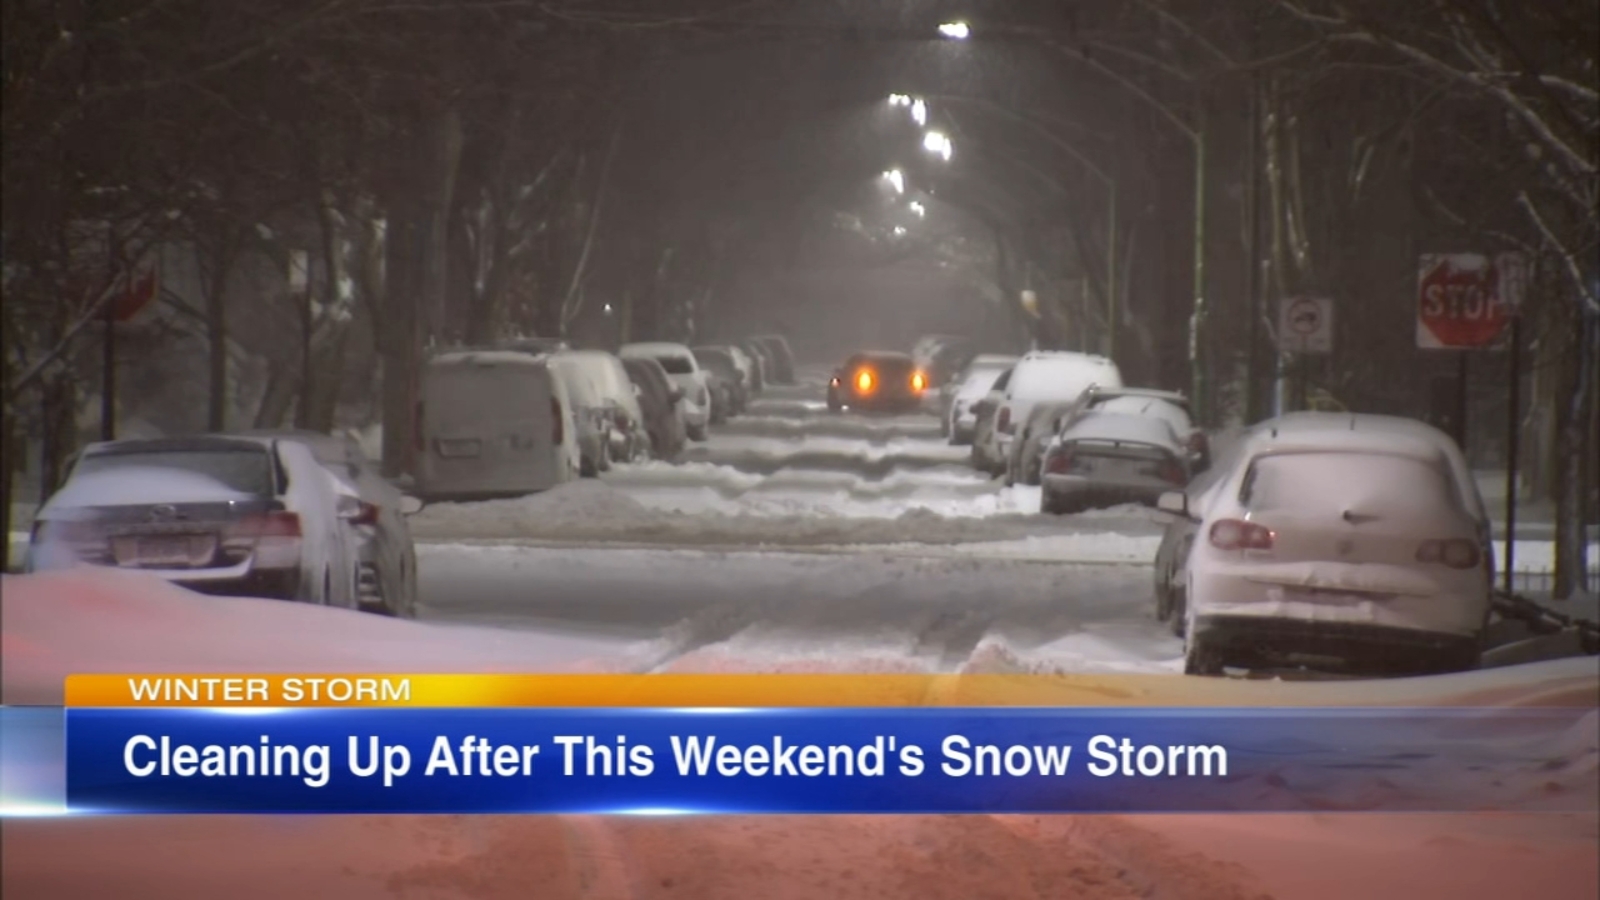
[1183,634,1221,675]
[687,422,708,442]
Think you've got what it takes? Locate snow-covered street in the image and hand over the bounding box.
[403,376,1186,674]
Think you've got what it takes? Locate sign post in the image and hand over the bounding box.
[1277,295,1333,410]
[1495,252,1528,594]
[1416,253,1513,451]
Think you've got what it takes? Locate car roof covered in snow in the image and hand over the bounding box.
[1060,411,1181,449]
[967,354,1019,368]
[430,349,548,368]
[620,342,694,358]
[1089,386,1188,406]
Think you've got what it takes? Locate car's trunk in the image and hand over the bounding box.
[37,497,283,570]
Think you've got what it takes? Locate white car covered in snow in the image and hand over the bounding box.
[621,342,713,441]
[1159,413,1493,677]
[1039,411,1190,514]
[27,435,361,607]
[944,354,1017,443]
[973,351,1122,476]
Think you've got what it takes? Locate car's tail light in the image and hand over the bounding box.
[910,371,928,392]
[1045,450,1073,474]
[229,511,302,539]
[1159,458,1187,485]
[855,369,875,393]
[997,407,1012,433]
[1416,538,1480,569]
[352,502,380,527]
[1187,431,1208,454]
[830,376,841,387]
[551,398,564,444]
[1209,519,1274,551]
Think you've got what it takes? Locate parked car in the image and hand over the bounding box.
[1004,398,1082,487]
[1157,412,1493,677]
[973,351,1122,477]
[1060,387,1207,472]
[749,334,798,384]
[969,365,1016,472]
[738,338,774,392]
[623,356,689,462]
[943,355,1017,443]
[28,435,360,607]
[620,342,712,441]
[693,345,747,419]
[721,344,761,398]
[246,429,423,618]
[1039,411,1190,514]
[553,349,652,465]
[826,351,928,414]
[415,349,581,494]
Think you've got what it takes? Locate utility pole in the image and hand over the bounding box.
[1189,111,1208,423]
[1105,183,1118,360]
[1243,28,1264,422]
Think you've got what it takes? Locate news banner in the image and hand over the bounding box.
[2,674,1593,814]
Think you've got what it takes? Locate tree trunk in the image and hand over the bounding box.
[202,233,237,432]
[253,359,299,429]
[1553,308,1597,599]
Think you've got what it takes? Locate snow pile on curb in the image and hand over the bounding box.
[411,479,1164,547]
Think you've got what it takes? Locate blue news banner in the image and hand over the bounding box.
[63,707,1597,814]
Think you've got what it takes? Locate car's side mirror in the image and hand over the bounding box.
[1157,491,1190,518]
[399,495,425,516]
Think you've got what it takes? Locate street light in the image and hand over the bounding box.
[938,21,970,40]
[882,168,905,194]
[923,131,953,162]
[893,226,908,237]
[911,98,928,127]
[909,201,926,217]
[888,93,912,107]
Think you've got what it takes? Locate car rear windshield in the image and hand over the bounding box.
[852,356,915,380]
[656,355,695,375]
[1241,451,1459,516]
[74,449,275,496]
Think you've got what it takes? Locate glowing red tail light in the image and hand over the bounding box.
[1045,450,1073,474]
[1416,538,1480,569]
[1209,519,1274,551]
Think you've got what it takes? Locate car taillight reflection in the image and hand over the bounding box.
[855,369,875,393]
[1209,519,1275,551]
[1416,538,1480,569]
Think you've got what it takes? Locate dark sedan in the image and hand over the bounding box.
[826,351,929,414]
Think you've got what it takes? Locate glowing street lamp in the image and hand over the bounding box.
[893,226,908,237]
[910,98,928,127]
[888,93,912,107]
[909,201,926,217]
[923,131,953,162]
[882,168,906,194]
[938,21,970,40]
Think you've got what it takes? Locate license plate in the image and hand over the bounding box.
[436,438,482,459]
[115,535,213,567]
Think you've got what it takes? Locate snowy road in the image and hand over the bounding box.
[410,374,1184,673]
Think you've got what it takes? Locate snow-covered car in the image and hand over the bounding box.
[418,350,583,492]
[968,365,1015,472]
[1160,413,1494,677]
[1060,387,1207,472]
[748,334,798,384]
[736,338,771,393]
[720,343,760,397]
[1003,397,1080,487]
[827,351,929,414]
[693,345,747,419]
[944,354,1017,443]
[1038,412,1190,514]
[974,351,1122,477]
[623,356,689,462]
[28,435,360,607]
[245,429,424,618]
[620,342,712,441]
[554,350,652,463]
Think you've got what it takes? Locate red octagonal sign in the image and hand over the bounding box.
[1416,253,1509,349]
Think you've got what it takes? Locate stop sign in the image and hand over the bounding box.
[1416,254,1509,349]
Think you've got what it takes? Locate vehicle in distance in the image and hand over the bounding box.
[944,354,1017,443]
[975,351,1122,477]
[28,435,359,606]
[1161,413,1493,677]
[827,351,929,414]
[620,342,713,442]
[1061,387,1207,472]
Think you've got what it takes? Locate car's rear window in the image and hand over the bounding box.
[74,449,275,496]
[656,355,695,375]
[1241,452,1459,516]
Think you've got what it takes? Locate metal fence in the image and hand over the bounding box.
[1511,566,1600,595]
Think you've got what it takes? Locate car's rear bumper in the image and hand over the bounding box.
[838,394,923,413]
[1191,614,1481,675]
[1042,474,1170,508]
